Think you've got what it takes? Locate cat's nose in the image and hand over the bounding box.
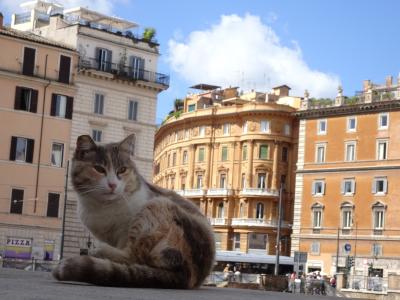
[108,182,117,191]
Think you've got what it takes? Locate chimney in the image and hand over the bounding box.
[0,12,4,29]
[386,75,393,87]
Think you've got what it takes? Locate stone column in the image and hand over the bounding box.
[247,140,254,188]
[205,143,213,189]
[188,145,196,188]
[271,141,279,191]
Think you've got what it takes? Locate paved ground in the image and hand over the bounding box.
[0,268,341,300]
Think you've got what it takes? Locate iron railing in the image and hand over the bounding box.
[79,57,170,86]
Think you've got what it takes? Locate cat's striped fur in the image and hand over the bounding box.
[52,135,215,288]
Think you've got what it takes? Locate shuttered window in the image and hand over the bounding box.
[128,100,138,121]
[9,137,34,163]
[47,193,60,217]
[14,87,38,113]
[22,47,35,76]
[58,55,71,84]
[10,189,24,214]
[51,94,73,119]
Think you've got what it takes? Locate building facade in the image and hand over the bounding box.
[0,15,77,261]
[292,77,400,287]
[154,85,300,261]
[11,1,169,257]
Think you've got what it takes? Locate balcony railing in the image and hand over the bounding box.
[240,188,279,197]
[231,218,291,228]
[177,189,205,197]
[208,218,230,226]
[207,188,234,196]
[79,57,169,86]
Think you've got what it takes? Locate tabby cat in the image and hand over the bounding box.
[52,134,215,289]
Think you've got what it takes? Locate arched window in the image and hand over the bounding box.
[217,202,224,218]
[256,202,264,219]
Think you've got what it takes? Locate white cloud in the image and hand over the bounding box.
[168,14,340,98]
[1,0,122,16]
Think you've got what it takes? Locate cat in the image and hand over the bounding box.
[52,134,215,289]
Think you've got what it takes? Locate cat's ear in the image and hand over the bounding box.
[119,134,136,154]
[76,135,97,152]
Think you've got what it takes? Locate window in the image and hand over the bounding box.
[312,180,325,196]
[219,174,226,188]
[223,123,230,135]
[347,117,357,132]
[281,146,288,162]
[378,113,389,129]
[167,154,171,167]
[260,120,270,133]
[22,47,35,76]
[248,233,268,250]
[182,150,188,164]
[239,202,244,217]
[317,119,327,135]
[221,146,228,161]
[130,56,145,79]
[47,193,60,217]
[259,145,269,159]
[315,144,326,163]
[342,178,355,195]
[128,100,138,121]
[214,233,222,250]
[14,87,38,113]
[217,202,224,218]
[58,55,71,84]
[172,152,177,166]
[199,126,206,137]
[188,104,196,112]
[377,140,388,160]
[313,209,322,228]
[342,207,353,229]
[234,233,241,251]
[372,177,387,195]
[10,188,24,214]
[256,203,264,219]
[97,48,112,72]
[372,202,386,230]
[185,129,190,139]
[170,177,175,190]
[198,147,205,162]
[181,177,186,190]
[94,93,104,115]
[9,137,34,163]
[345,142,356,161]
[284,124,291,135]
[196,174,203,188]
[257,173,266,189]
[51,143,64,167]
[241,174,246,189]
[92,129,102,142]
[311,242,320,255]
[242,145,247,160]
[372,243,382,256]
[51,94,73,119]
[243,121,248,133]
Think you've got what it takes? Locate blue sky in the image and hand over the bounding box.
[3,0,400,123]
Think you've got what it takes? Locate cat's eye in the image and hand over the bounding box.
[117,167,127,175]
[93,165,106,174]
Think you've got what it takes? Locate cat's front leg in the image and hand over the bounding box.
[89,243,130,264]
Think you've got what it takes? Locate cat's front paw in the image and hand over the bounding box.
[52,256,84,282]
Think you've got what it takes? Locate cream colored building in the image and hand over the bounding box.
[0,14,78,261]
[154,85,300,260]
[12,1,169,257]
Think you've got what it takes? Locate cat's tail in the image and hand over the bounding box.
[52,255,193,289]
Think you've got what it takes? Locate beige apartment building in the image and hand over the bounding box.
[0,14,77,261]
[293,77,400,293]
[154,85,300,264]
[11,0,169,257]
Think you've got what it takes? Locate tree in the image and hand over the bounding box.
[174,98,184,112]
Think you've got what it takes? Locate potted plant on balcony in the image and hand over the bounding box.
[142,27,156,44]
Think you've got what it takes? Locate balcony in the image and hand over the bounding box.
[79,58,169,87]
[209,218,230,226]
[231,218,292,228]
[206,188,234,196]
[239,188,279,197]
[176,189,205,197]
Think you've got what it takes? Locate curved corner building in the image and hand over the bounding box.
[154,84,300,257]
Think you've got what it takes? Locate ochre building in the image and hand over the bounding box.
[292,77,400,285]
[154,84,300,256]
